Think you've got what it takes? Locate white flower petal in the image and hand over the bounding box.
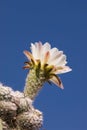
[40,42,51,63]
[50,48,59,55]
[42,42,51,53]
[55,54,67,66]
[31,43,36,58]
[48,50,63,65]
[55,66,72,74]
[35,42,42,59]
[31,42,43,60]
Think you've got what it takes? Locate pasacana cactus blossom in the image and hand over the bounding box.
[0,41,72,130]
[23,42,72,100]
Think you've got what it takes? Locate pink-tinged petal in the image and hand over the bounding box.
[55,66,72,74]
[35,42,42,59]
[23,50,34,61]
[49,76,64,89]
[23,65,30,69]
[43,51,50,64]
[40,42,51,63]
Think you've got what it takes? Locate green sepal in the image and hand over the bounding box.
[43,65,54,79]
[35,60,41,77]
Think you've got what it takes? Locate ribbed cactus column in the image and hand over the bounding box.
[24,68,46,100]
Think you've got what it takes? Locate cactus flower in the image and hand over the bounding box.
[23,42,72,100]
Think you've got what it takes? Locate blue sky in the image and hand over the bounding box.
[0,0,87,130]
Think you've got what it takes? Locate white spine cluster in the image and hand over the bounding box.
[0,83,43,130]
